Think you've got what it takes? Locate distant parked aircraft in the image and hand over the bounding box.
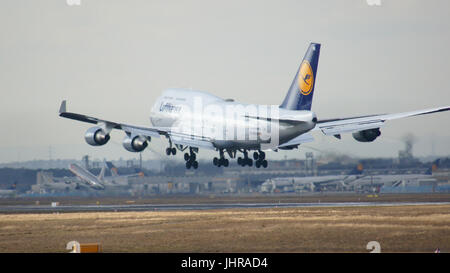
[68,161,144,190]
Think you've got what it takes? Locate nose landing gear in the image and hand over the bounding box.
[165,139,177,156]
[166,147,176,155]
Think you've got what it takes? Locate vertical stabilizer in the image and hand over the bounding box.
[280,43,321,111]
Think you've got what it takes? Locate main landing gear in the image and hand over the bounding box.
[184,148,198,169]
[213,149,229,167]
[253,150,268,168]
[213,149,268,168]
[237,150,253,167]
[165,138,198,169]
[238,150,267,167]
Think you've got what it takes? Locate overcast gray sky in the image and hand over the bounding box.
[0,0,449,163]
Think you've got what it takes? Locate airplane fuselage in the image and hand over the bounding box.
[150,88,317,150]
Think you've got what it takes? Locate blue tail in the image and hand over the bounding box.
[280,43,320,111]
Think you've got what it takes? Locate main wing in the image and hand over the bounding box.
[58,100,215,150]
[314,106,450,136]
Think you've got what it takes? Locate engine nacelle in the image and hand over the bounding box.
[85,127,110,146]
[122,135,149,152]
[352,128,381,142]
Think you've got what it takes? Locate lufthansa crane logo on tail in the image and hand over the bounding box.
[298,60,314,95]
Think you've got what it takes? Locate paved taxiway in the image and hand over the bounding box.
[1,201,450,213]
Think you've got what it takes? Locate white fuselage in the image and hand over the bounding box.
[149,88,316,150]
[68,164,105,190]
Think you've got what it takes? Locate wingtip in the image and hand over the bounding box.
[59,100,67,114]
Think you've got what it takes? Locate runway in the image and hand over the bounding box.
[1,201,450,213]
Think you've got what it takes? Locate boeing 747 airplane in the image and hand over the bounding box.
[59,43,450,169]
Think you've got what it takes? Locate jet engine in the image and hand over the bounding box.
[85,127,110,146]
[352,128,381,142]
[122,135,149,152]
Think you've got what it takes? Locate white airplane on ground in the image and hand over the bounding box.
[68,163,106,190]
[0,189,16,197]
[68,161,143,190]
[59,43,450,169]
[348,174,437,188]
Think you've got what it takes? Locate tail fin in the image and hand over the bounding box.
[105,161,118,177]
[280,43,320,111]
[98,166,106,180]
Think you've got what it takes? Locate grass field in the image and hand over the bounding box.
[0,204,449,253]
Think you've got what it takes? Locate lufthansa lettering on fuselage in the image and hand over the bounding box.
[159,102,181,113]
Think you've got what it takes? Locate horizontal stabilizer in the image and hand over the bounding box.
[320,121,384,136]
[278,133,314,148]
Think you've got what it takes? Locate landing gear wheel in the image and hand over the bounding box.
[255,160,261,168]
[247,158,253,167]
[213,157,219,166]
[166,147,176,155]
[260,152,265,160]
[192,161,198,169]
[184,153,190,161]
[262,160,268,168]
[223,159,229,167]
[185,161,192,169]
[253,152,259,160]
[237,157,243,165]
